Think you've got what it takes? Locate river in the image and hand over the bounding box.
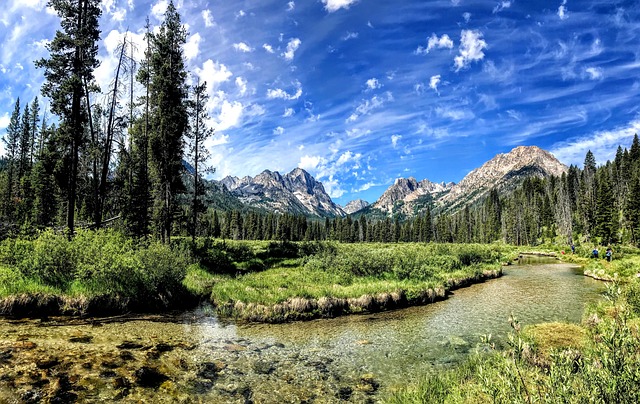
[0,257,604,403]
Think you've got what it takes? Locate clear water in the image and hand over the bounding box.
[0,259,604,403]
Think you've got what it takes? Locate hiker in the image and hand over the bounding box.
[606,247,613,262]
[571,243,575,254]
[592,248,599,259]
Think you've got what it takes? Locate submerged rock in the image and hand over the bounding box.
[252,360,275,375]
[134,366,168,388]
[116,341,144,350]
[197,361,226,380]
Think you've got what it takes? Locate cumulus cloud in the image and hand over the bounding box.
[202,9,215,27]
[195,60,233,95]
[282,38,301,61]
[216,100,243,131]
[151,0,168,20]
[429,75,441,94]
[366,78,381,90]
[283,108,295,117]
[184,33,201,61]
[273,126,285,135]
[266,81,302,100]
[558,0,568,20]
[492,1,511,14]
[585,67,603,80]
[263,44,275,53]
[391,134,402,148]
[463,12,471,22]
[551,119,640,166]
[322,0,359,13]
[233,42,254,52]
[454,29,487,71]
[287,1,295,11]
[416,33,454,55]
[235,77,247,95]
[0,112,10,131]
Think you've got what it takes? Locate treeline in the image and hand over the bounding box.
[0,1,211,242]
[196,135,640,247]
[2,1,640,247]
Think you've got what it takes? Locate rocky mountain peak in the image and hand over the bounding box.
[343,199,370,215]
[438,145,568,211]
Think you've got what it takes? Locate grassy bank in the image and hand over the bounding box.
[0,230,195,316]
[202,242,513,322]
[385,249,640,404]
[0,231,517,319]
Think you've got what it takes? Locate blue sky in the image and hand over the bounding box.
[1,0,640,205]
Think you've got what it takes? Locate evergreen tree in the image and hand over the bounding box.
[186,78,214,242]
[144,1,189,242]
[2,99,21,219]
[36,0,101,237]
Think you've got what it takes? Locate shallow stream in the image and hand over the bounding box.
[0,257,604,403]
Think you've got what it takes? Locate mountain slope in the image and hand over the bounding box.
[219,168,345,217]
[371,177,453,216]
[437,145,568,212]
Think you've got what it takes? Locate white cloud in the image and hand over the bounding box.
[299,155,322,171]
[451,0,461,5]
[366,78,381,90]
[463,12,471,22]
[492,1,511,14]
[283,108,294,117]
[429,75,441,94]
[342,31,359,41]
[233,42,254,53]
[236,10,246,18]
[202,9,215,27]
[266,81,302,100]
[417,33,454,55]
[196,60,233,95]
[454,29,487,71]
[208,133,229,147]
[357,182,376,192]
[287,1,295,11]
[151,0,168,20]
[322,0,359,13]
[391,134,402,148]
[263,44,275,53]
[435,106,473,120]
[585,67,603,80]
[216,100,243,131]
[0,112,10,131]
[184,33,201,61]
[235,77,247,95]
[347,92,393,122]
[336,151,362,167]
[273,126,285,135]
[282,38,301,61]
[558,0,568,20]
[551,119,640,166]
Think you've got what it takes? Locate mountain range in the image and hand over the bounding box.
[202,145,568,218]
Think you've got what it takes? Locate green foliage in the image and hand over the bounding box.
[385,281,640,404]
[0,229,192,301]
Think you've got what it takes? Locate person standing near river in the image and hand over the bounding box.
[606,247,613,262]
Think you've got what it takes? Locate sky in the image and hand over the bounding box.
[1,0,640,205]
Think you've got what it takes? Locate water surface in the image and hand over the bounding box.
[0,259,604,403]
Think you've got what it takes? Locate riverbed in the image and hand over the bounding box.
[0,258,604,403]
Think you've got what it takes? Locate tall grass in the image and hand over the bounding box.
[385,279,640,404]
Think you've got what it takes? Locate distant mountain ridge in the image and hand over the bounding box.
[201,145,568,218]
[219,168,345,217]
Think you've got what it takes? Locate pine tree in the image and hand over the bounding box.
[36,0,101,237]
[2,99,21,219]
[144,1,189,242]
[186,78,214,242]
